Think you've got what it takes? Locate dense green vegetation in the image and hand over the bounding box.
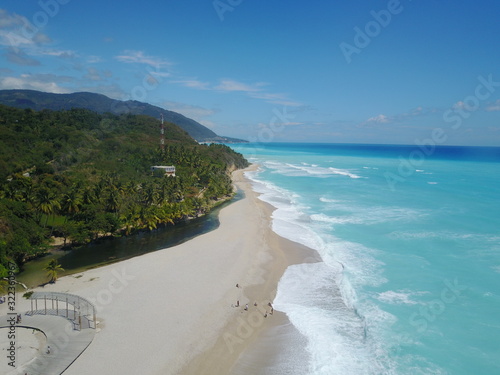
[0,105,248,277]
[0,89,248,143]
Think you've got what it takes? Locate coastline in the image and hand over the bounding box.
[182,165,319,374]
[0,164,318,374]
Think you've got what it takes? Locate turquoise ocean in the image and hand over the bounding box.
[230,143,500,375]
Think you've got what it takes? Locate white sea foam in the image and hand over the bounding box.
[274,262,396,375]
[321,239,387,289]
[376,290,428,305]
[310,206,428,227]
[388,230,481,241]
[246,170,325,252]
[328,167,362,178]
[310,213,356,225]
[262,160,362,179]
[319,196,341,204]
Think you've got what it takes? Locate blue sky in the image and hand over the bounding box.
[1,0,499,145]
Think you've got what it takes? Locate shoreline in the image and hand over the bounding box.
[181,165,320,374]
[0,164,318,374]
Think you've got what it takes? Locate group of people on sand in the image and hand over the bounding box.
[234,283,274,317]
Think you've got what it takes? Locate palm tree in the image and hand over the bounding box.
[105,187,120,213]
[142,183,159,206]
[82,186,96,206]
[34,188,61,227]
[140,206,160,231]
[120,207,139,235]
[61,187,82,220]
[44,259,64,283]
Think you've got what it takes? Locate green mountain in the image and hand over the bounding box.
[0,89,247,143]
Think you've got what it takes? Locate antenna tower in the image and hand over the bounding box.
[160,113,165,150]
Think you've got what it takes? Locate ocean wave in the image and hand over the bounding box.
[319,196,341,203]
[310,207,428,227]
[328,167,362,179]
[274,262,396,375]
[245,169,326,251]
[262,160,363,179]
[322,239,387,289]
[376,290,429,305]
[388,231,484,241]
[310,213,358,225]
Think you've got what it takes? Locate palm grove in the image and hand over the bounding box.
[0,105,248,278]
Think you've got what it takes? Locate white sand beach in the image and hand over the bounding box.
[1,165,317,374]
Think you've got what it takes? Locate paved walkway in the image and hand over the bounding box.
[0,313,95,375]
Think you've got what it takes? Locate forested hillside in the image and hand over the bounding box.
[0,90,248,143]
[0,105,248,276]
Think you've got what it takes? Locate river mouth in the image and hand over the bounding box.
[17,191,242,289]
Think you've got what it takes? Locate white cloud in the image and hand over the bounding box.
[485,100,500,112]
[115,50,171,68]
[38,49,77,59]
[5,47,40,66]
[249,92,302,107]
[87,55,102,63]
[171,79,209,90]
[365,114,390,124]
[213,79,303,106]
[214,79,266,93]
[283,122,304,126]
[452,101,467,110]
[0,9,51,48]
[171,75,302,107]
[359,106,438,127]
[0,74,72,93]
[84,67,104,82]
